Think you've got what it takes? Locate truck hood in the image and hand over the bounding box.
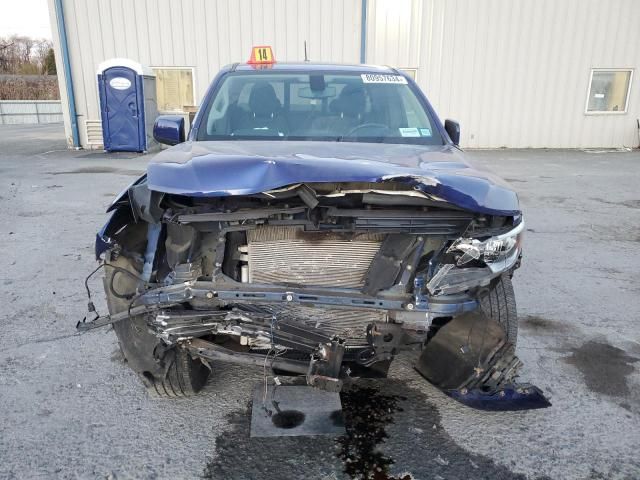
[147,141,519,216]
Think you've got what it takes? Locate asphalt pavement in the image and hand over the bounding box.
[0,124,639,479]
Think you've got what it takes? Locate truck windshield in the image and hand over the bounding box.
[196,72,444,145]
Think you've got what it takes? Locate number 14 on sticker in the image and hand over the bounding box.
[248,46,275,64]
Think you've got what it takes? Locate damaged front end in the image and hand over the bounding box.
[83,175,550,410]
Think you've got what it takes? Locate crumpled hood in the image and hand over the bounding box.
[147,141,519,215]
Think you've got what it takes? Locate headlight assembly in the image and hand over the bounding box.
[427,221,524,295]
[448,220,524,272]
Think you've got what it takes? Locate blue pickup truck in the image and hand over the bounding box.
[83,55,549,410]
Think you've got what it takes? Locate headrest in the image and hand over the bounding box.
[249,81,281,117]
[330,84,366,117]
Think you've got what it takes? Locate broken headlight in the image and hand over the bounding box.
[427,221,524,295]
[448,220,524,272]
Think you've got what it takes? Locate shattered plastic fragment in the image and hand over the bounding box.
[448,238,483,265]
[426,264,454,294]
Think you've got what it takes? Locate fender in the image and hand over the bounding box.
[96,174,149,259]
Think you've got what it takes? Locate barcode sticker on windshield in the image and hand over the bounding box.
[361,74,408,84]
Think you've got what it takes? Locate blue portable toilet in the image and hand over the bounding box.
[97,59,158,152]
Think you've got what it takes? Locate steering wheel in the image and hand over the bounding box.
[343,123,390,137]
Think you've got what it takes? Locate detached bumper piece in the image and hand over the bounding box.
[415,310,551,411]
[446,384,550,411]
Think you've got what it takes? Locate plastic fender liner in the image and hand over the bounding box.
[415,310,551,411]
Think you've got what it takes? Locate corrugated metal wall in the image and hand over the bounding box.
[49,0,640,149]
[48,0,361,147]
[0,101,63,125]
[367,0,640,148]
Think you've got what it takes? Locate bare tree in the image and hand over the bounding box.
[0,35,53,75]
[0,40,15,72]
[0,35,59,99]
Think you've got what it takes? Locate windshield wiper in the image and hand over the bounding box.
[336,136,386,143]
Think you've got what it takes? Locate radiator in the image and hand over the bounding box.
[256,304,386,345]
[246,226,383,288]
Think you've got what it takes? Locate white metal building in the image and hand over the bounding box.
[48,0,640,149]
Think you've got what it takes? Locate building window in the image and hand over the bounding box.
[585,69,633,114]
[399,68,418,81]
[153,68,195,113]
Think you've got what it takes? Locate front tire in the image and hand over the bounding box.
[105,254,210,397]
[112,313,211,398]
[479,274,518,345]
[143,347,210,398]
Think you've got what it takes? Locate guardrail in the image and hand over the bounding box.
[0,100,63,125]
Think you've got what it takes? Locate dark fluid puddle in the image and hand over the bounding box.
[49,166,143,175]
[521,315,570,333]
[565,340,639,397]
[337,387,408,480]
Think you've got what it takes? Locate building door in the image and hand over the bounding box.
[99,66,144,152]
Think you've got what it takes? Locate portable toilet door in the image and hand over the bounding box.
[97,59,155,152]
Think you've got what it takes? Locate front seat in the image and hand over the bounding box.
[311,84,366,136]
[234,81,287,135]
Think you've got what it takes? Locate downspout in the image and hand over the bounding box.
[360,0,367,64]
[53,0,80,148]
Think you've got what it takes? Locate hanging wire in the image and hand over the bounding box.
[83,262,150,322]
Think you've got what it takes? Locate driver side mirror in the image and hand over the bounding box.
[444,119,460,146]
[153,115,185,146]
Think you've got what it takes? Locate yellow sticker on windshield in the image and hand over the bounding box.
[361,74,407,84]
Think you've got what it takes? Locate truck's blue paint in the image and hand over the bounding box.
[146,141,520,216]
[447,385,552,411]
[98,66,147,152]
[152,115,185,146]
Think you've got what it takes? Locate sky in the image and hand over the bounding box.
[0,0,52,39]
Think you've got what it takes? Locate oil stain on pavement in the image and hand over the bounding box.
[48,166,144,176]
[204,380,542,480]
[564,341,639,397]
[520,315,571,334]
[336,386,409,479]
